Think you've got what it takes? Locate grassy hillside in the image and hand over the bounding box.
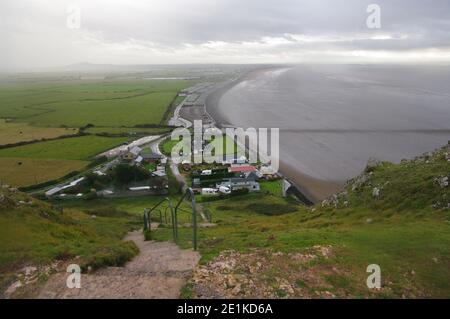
[0,187,140,297]
[153,143,450,298]
[1,143,448,298]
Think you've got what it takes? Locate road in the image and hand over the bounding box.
[97,135,162,159]
[168,99,192,128]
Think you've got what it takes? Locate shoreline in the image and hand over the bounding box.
[205,67,344,203]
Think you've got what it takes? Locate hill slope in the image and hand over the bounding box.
[0,188,140,298]
[153,143,450,298]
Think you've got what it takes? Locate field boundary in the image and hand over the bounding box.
[0,131,85,150]
[160,93,183,125]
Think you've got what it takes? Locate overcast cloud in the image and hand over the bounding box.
[1,0,449,69]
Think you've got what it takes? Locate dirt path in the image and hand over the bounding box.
[38,231,200,299]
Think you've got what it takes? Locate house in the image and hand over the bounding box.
[141,153,164,164]
[134,156,143,165]
[229,165,257,174]
[121,146,142,161]
[244,171,262,181]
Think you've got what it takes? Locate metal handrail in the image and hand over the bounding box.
[174,188,198,251]
[142,187,198,250]
[143,197,175,239]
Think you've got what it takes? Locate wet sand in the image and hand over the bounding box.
[206,65,450,202]
[206,67,343,202]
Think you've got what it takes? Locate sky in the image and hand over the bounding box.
[1,0,450,69]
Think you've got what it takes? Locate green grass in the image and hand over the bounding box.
[0,78,189,188]
[59,196,168,215]
[60,195,195,225]
[0,188,140,296]
[205,135,242,157]
[0,136,128,185]
[145,163,157,172]
[85,126,173,136]
[0,79,186,130]
[0,135,128,160]
[260,179,283,197]
[161,138,185,156]
[151,145,450,298]
[0,80,191,127]
[161,134,243,158]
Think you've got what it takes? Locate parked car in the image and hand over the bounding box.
[201,170,212,176]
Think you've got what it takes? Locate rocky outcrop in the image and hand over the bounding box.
[435,176,449,189]
[189,246,344,299]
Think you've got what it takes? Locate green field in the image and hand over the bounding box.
[0,119,78,145]
[0,158,88,187]
[0,136,128,186]
[0,78,190,188]
[85,126,173,136]
[0,135,128,160]
[0,80,191,127]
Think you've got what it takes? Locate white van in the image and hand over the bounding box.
[218,186,231,194]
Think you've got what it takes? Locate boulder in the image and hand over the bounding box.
[365,158,382,173]
[372,187,381,198]
[435,176,449,188]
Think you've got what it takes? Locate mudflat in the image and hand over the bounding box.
[206,65,450,200]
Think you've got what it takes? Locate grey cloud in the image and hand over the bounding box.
[0,0,449,69]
